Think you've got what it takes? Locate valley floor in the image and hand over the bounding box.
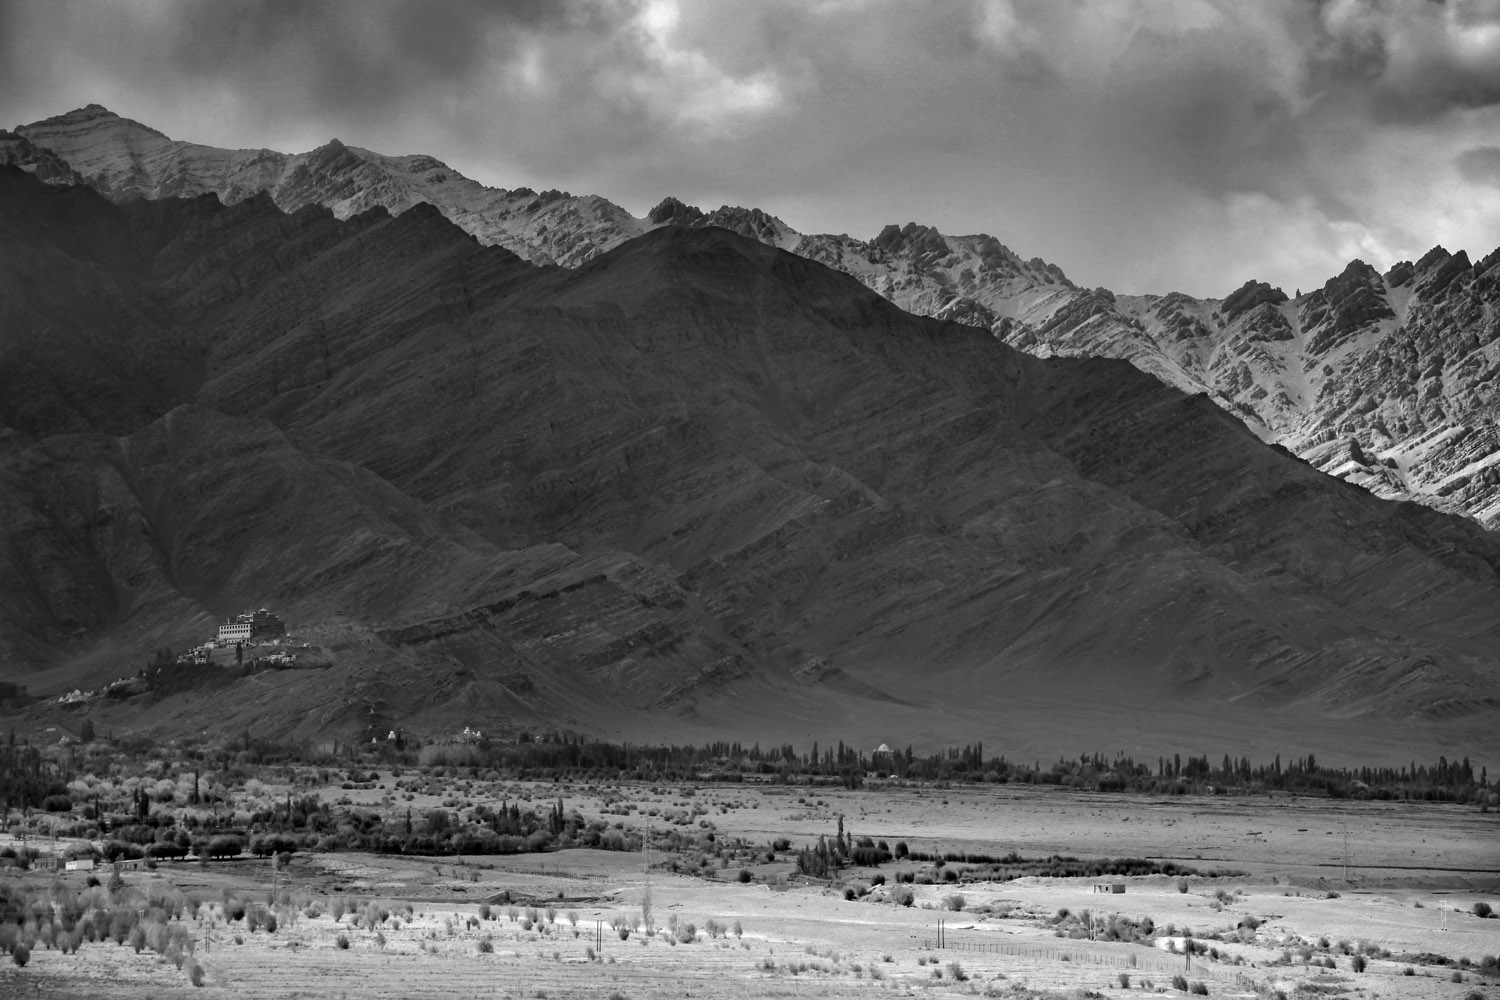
[3,784,1496,999]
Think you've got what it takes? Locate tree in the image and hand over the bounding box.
[79,718,95,743]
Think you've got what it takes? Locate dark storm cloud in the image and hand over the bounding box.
[3,0,1500,296]
[1311,0,1500,122]
[155,0,614,111]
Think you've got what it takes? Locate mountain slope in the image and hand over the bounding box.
[3,165,1500,761]
[14,106,1500,533]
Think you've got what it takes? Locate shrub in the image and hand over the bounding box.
[1451,971,1464,983]
[1402,967,1415,976]
[1119,972,1131,988]
[1474,902,1493,919]
[479,903,491,920]
[1177,879,1189,893]
[336,933,350,950]
[738,868,752,883]
[1351,954,1367,972]
[944,893,965,911]
[1172,974,1189,991]
[478,937,493,953]
[947,961,968,982]
[1191,982,1208,995]
[892,885,914,907]
[13,943,30,967]
[185,957,205,987]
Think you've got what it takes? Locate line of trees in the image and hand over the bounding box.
[390,732,1492,803]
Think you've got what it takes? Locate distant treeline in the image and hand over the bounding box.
[791,817,1236,882]
[34,784,643,862]
[404,734,1493,804]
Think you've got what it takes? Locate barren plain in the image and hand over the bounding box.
[3,781,1496,999]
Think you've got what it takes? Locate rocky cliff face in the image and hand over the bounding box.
[3,165,1499,754]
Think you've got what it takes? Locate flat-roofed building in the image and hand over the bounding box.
[217,608,287,644]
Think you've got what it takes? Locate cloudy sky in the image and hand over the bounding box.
[4,0,1500,297]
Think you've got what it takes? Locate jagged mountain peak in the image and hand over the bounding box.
[1416,245,1456,270]
[647,195,704,224]
[1220,279,1288,321]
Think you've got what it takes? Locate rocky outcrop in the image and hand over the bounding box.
[0,130,86,185]
[1220,280,1288,322]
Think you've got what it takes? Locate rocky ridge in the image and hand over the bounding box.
[2,166,1499,757]
[11,105,1500,529]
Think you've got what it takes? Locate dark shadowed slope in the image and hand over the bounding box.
[14,105,1500,529]
[1,167,1497,760]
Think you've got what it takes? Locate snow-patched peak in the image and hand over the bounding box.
[699,205,799,249]
[22,103,169,139]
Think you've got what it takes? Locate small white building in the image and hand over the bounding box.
[65,858,95,872]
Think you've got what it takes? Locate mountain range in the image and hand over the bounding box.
[7,105,1500,535]
[2,109,1498,762]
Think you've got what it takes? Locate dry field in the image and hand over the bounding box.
[3,783,1496,999]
